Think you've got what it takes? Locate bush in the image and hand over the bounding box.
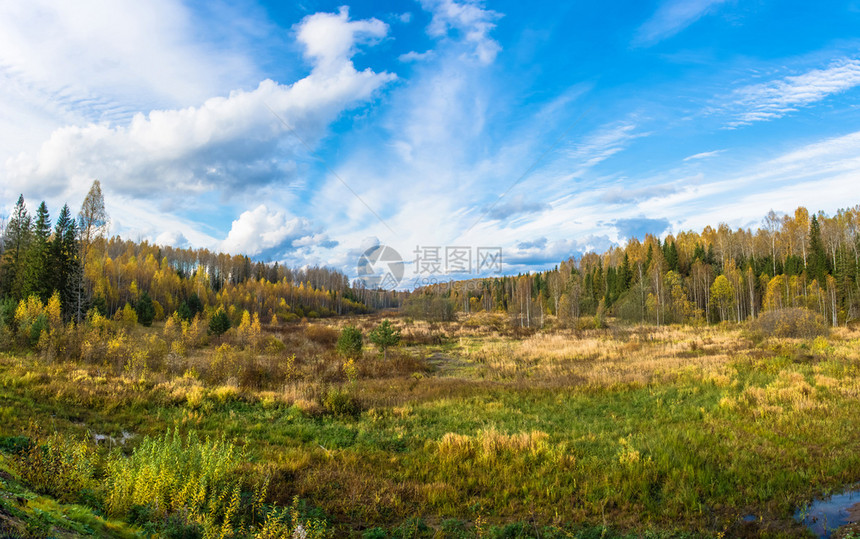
[336,326,363,359]
[306,324,339,345]
[104,429,245,524]
[750,307,829,338]
[321,387,361,417]
[403,295,455,321]
[14,433,95,503]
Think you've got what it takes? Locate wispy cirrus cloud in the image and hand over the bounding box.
[420,0,502,64]
[3,8,395,203]
[567,122,645,169]
[727,58,860,126]
[633,0,728,46]
[484,195,550,221]
[600,184,677,204]
[683,149,724,161]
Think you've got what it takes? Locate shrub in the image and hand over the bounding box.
[403,295,455,322]
[336,326,363,359]
[321,387,361,417]
[306,324,339,345]
[104,429,245,530]
[750,307,829,338]
[14,433,95,503]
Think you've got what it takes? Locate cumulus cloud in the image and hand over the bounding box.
[612,216,671,240]
[155,230,189,249]
[2,7,396,202]
[727,58,860,126]
[296,7,388,73]
[220,204,335,259]
[420,0,502,64]
[633,0,728,46]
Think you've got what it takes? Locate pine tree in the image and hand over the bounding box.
[51,204,82,320]
[18,201,51,302]
[368,319,401,359]
[0,195,31,299]
[136,291,155,327]
[808,214,829,285]
[209,308,231,336]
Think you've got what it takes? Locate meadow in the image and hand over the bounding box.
[1,313,859,538]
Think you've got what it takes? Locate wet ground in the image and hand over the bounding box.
[796,486,860,538]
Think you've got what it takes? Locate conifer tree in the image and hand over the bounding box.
[51,204,83,320]
[0,195,31,299]
[808,214,829,285]
[136,291,155,327]
[18,201,51,302]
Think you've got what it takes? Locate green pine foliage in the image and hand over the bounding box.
[136,291,155,327]
[336,326,363,359]
[368,320,401,359]
[209,308,231,336]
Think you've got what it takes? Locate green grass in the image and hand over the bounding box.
[2,321,859,537]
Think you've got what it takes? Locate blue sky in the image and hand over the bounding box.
[2,0,860,283]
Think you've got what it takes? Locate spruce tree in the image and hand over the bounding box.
[136,291,155,327]
[808,214,829,285]
[18,201,51,302]
[0,195,31,299]
[51,204,82,320]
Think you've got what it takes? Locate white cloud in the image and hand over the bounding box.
[567,122,645,170]
[0,0,258,128]
[420,0,502,64]
[638,129,860,232]
[399,50,436,63]
[634,0,728,46]
[683,149,724,161]
[600,184,678,204]
[296,7,388,74]
[221,204,334,258]
[728,58,860,126]
[2,8,396,206]
[155,230,190,249]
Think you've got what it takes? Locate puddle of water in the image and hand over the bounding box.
[796,487,860,538]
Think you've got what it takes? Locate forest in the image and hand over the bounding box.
[419,206,859,330]
[0,186,859,539]
[0,182,404,348]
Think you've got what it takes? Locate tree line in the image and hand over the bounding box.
[415,204,860,328]
[0,181,395,334]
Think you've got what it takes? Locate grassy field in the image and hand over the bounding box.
[1,314,859,538]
